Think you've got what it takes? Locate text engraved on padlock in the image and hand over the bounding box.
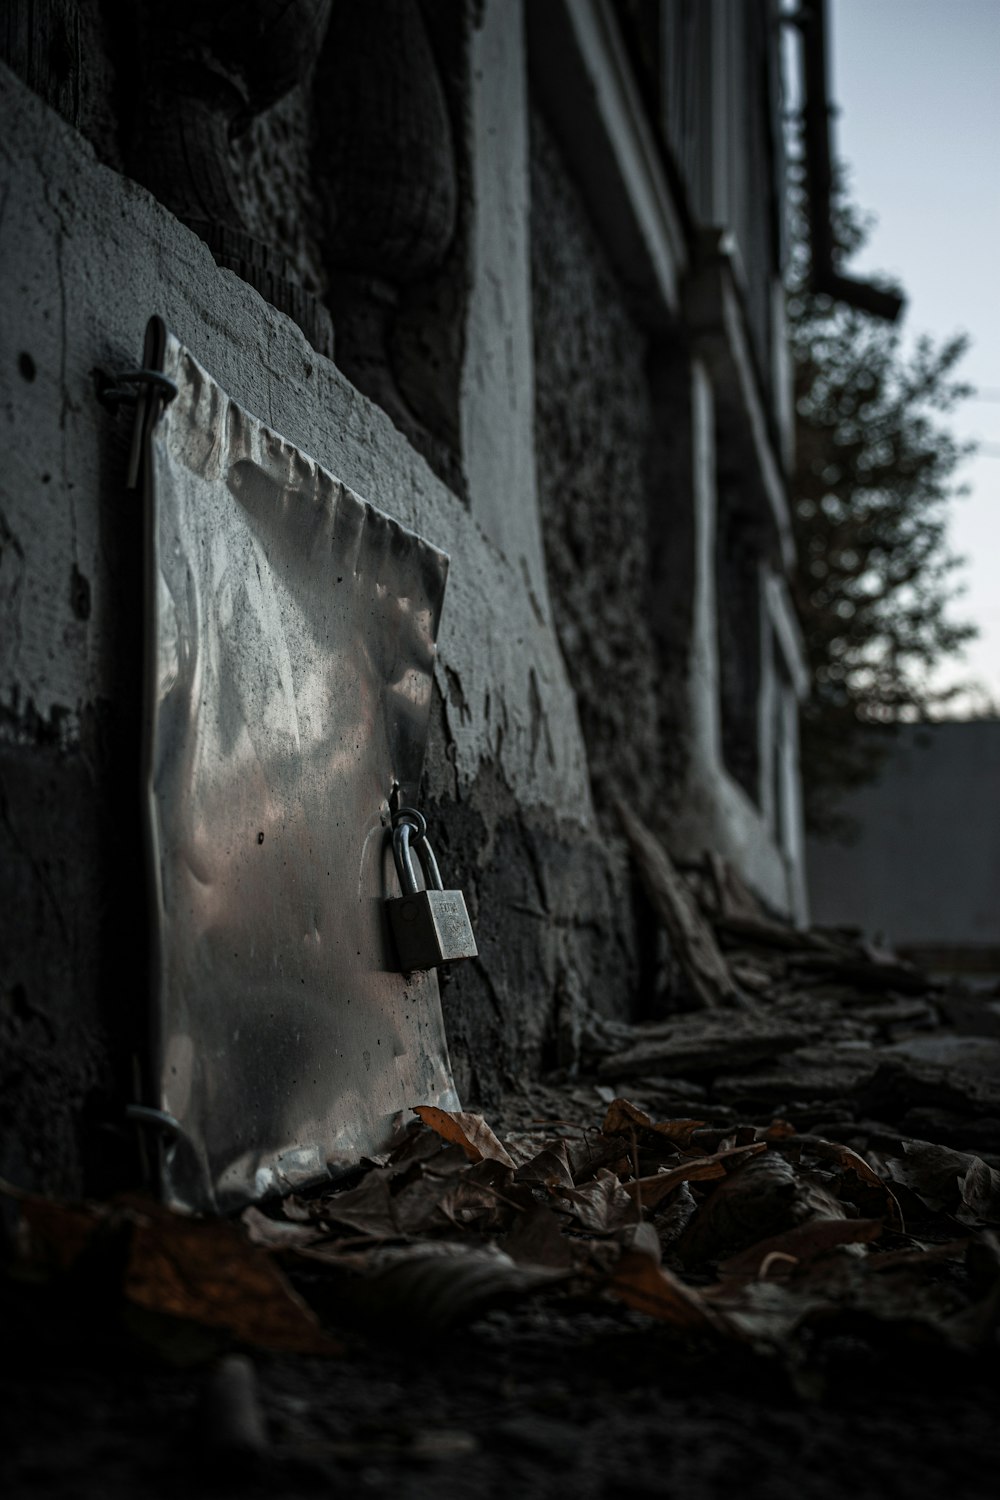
[386,888,478,971]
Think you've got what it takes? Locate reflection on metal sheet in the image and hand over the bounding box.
[137,318,458,1213]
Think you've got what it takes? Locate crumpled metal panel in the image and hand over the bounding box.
[137,319,459,1213]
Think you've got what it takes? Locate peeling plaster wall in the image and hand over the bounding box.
[0,53,631,1193]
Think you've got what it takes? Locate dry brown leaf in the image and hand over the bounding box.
[608,1250,718,1332]
[886,1141,1000,1227]
[867,1239,969,1272]
[704,1277,824,1346]
[11,1194,335,1356]
[301,1243,566,1331]
[958,1157,1000,1225]
[802,1137,904,1231]
[240,1206,323,1250]
[654,1181,699,1248]
[504,1205,583,1270]
[567,1133,631,1185]
[622,1142,766,1210]
[17,1195,109,1272]
[514,1139,575,1188]
[601,1098,705,1151]
[390,1172,458,1236]
[551,1168,636,1234]
[718,1217,883,1279]
[884,1139,973,1212]
[123,1206,340,1355]
[500,1131,566,1169]
[322,1169,400,1238]
[278,1195,315,1223]
[676,1151,848,1267]
[412,1106,516,1168]
[436,1159,524,1231]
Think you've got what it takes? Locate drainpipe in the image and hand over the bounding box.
[791,0,905,321]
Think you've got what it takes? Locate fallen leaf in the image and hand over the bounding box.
[799,1136,904,1232]
[240,1206,322,1250]
[607,1250,718,1332]
[279,1195,314,1223]
[504,1205,583,1269]
[676,1151,849,1267]
[622,1159,726,1209]
[17,1195,109,1273]
[958,1157,1000,1225]
[619,1220,663,1261]
[551,1169,636,1234]
[307,1243,566,1331]
[884,1139,974,1213]
[601,1098,705,1151]
[390,1170,457,1236]
[412,1107,515,1168]
[654,1181,699,1248]
[719,1217,883,1279]
[889,1146,1000,1226]
[124,1206,341,1356]
[514,1139,575,1188]
[322,1169,399,1238]
[14,1194,337,1356]
[868,1240,969,1272]
[436,1158,524,1230]
[500,1131,567,1169]
[622,1142,767,1210]
[705,1276,824,1346]
[566,1133,631,1185]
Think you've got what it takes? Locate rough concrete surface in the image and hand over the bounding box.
[530,106,663,822]
[0,60,625,1192]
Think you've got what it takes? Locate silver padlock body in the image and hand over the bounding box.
[386,888,478,971]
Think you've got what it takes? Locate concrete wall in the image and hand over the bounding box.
[808,722,1000,960]
[530,106,663,819]
[0,24,634,1196]
[1,0,807,1196]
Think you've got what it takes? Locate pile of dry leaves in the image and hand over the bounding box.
[4,822,1000,1383]
[6,1088,999,1373]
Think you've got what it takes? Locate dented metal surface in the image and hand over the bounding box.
[139,320,458,1213]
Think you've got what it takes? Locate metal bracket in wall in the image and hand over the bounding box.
[132,317,459,1213]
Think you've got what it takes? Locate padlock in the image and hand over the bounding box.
[385,809,478,972]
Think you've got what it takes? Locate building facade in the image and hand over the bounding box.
[1,0,807,1197]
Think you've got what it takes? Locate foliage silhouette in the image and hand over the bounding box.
[787,184,976,832]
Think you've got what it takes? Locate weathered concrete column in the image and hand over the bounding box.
[669,356,807,923]
[460,0,553,622]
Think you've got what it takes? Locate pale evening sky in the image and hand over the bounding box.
[826,0,1000,709]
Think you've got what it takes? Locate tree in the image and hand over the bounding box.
[787,191,977,833]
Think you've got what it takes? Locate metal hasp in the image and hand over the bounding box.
[133,317,459,1214]
[385,808,478,972]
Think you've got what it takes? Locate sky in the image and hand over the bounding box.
[827,0,1000,710]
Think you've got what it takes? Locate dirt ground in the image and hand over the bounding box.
[4,1295,999,1500]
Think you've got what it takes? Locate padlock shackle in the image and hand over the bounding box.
[392,817,444,897]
